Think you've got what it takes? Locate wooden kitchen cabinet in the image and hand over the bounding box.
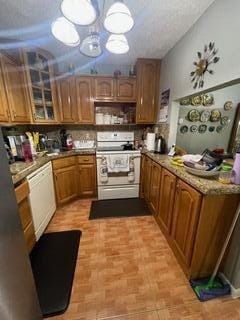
[94,77,115,101]
[116,77,136,101]
[0,65,10,122]
[149,161,161,215]
[76,77,94,124]
[157,168,177,236]
[136,59,160,123]
[15,180,36,253]
[141,155,152,202]
[57,77,76,123]
[171,179,202,269]
[0,53,31,123]
[23,48,58,123]
[52,157,78,206]
[77,156,96,197]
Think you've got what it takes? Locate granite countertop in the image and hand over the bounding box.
[144,151,240,196]
[11,149,96,185]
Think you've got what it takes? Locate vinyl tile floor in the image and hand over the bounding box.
[45,199,240,320]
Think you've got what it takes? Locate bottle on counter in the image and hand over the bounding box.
[219,164,232,184]
[231,149,240,185]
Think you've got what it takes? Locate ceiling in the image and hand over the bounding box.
[0,0,215,72]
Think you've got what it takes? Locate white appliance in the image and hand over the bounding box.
[96,132,141,200]
[146,132,156,151]
[27,162,56,240]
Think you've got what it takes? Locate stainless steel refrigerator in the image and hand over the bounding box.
[0,129,42,320]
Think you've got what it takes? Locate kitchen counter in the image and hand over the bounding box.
[143,151,240,195]
[11,149,96,185]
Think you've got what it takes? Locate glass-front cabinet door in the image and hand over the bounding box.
[23,49,58,123]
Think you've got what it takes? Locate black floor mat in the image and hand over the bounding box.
[89,198,151,220]
[30,230,81,318]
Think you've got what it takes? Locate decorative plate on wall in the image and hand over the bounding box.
[190,125,198,133]
[198,124,207,133]
[210,109,221,122]
[202,94,214,106]
[216,126,223,133]
[180,125,189,134]
[191,95,202,106]
[180,98,191,106]
[188,109,201,122]
[190,42,220,89]
[224,101,233,111]
[221,116,229,126]
[200,110,211,122]
[209,126,215,132]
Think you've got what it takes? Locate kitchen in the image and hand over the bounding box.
[1,0,240,319]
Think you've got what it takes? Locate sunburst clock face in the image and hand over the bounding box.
[190,42,220,89]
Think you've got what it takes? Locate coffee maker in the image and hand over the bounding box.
[154,135,166,154]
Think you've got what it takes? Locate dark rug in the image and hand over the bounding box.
[89,198,151,220]
[30,230,81,318]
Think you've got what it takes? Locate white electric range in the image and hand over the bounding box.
[96,132,141,200]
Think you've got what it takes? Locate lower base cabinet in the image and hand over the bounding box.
[53,155,97,207]
[141,154,240,279]
[15,180,36,253]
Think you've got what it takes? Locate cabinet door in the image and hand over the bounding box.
[53,165,78,206]
[116,78,136,101]
[78,163,96,197]
[94,77,114,101]
[171,180,202,267]
[57,77,76,123]
[0,66,10,122]
[157,168,177,235]
[142,156,152,202]
[0,53,30,123]
[76,77,94,123]
[149,161,161,215]
[136,59,160,123]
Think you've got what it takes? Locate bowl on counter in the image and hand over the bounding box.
[184,165,221,178]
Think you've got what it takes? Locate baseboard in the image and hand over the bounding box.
[220,273,240,299]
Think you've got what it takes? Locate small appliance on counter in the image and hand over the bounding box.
[39,134,48,151]
[145,133,156,151]
[154,135,166,154]
[7,134,26,160]
[60,129,73,151]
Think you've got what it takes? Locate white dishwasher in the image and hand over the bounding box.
[27,162,56,241]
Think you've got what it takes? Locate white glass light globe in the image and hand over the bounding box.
[106,34,129,54]
[51,17,80,47]
[104,2,134,34]
[61,0,97,26]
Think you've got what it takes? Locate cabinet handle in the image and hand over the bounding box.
[33,113,37,120]
[140,97,143,106]
[6,108,10,118]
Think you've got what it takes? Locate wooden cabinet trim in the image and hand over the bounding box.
[52,156,76,170]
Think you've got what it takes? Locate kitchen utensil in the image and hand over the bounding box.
[180,125,188,133]
[224,101,233,111]
[201,149,223,166]
[202,94,214,106]
[198,124,207,133]
[210,109,221,122]
[188,109,200,122]
[122,141,134,151]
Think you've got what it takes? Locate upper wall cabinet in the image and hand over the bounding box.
[76,77,94,124]
[136,58,160,124]
[94,77,115,101]
[57,77,76,123]
[0,62,10,122]
[116,77,136,102]
[0,52,31,123]
[23,49,58,123]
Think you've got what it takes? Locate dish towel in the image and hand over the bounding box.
[107,154,129,173]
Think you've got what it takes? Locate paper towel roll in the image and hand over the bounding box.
[146,133,156,151]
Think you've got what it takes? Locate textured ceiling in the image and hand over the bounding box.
[0,0,215,72]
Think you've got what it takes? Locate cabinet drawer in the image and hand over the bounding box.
[15,180,29,204]
[24,222,36,253]
[78,155,95,164]
[52,156,76,170]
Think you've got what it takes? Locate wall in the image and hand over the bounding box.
[159,0,240,147]
[159,0,240,291]
[176,83,239,154]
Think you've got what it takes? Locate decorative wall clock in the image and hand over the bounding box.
[190,42,220,89]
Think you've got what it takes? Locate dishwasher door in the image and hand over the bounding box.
[27,162,56,240]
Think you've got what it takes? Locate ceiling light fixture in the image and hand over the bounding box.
[51,17,80,47]
[80,32,102,58]
[61,0,98,26]
[104,1,134,34]
[106,34,129,54]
